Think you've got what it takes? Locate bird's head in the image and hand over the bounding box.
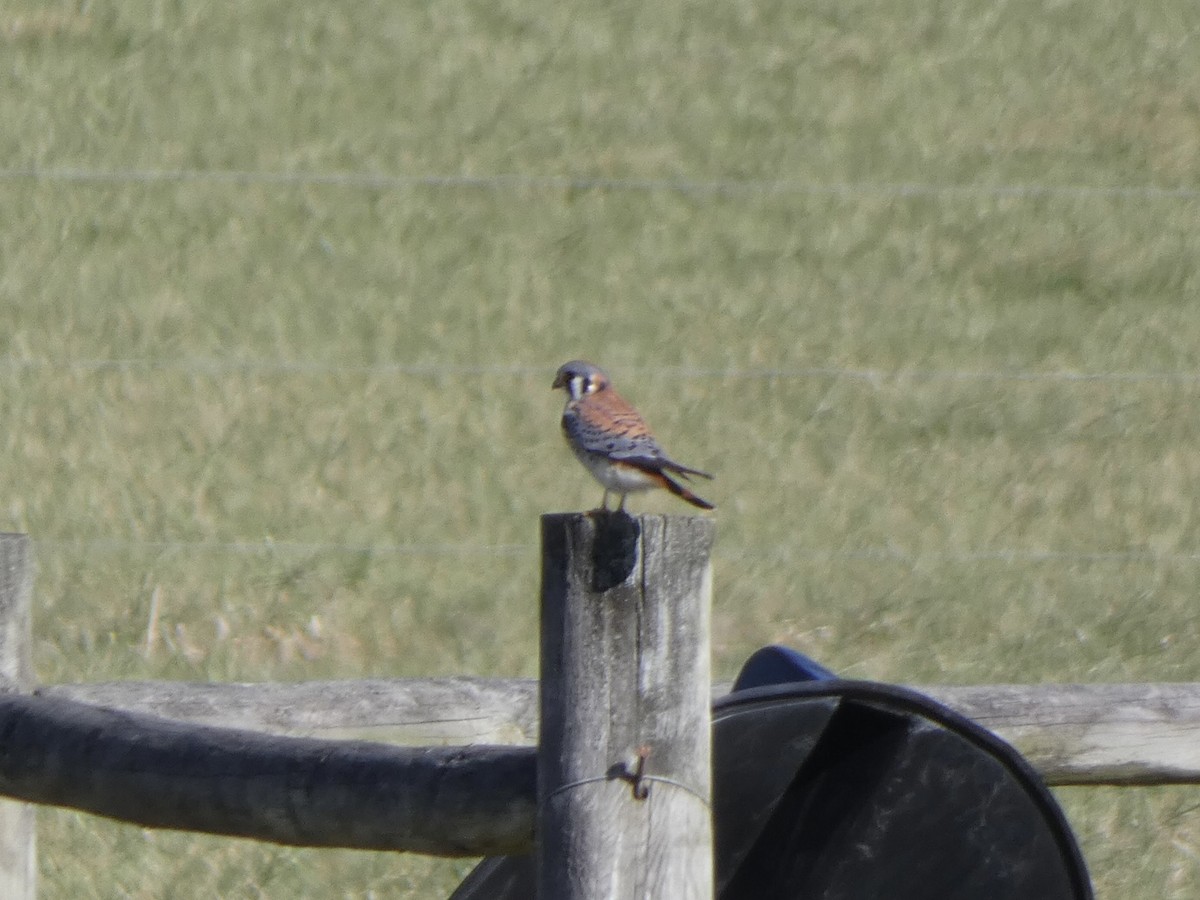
[552,360,610,401]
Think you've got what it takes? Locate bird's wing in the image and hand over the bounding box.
[564,391,712,479]
[562,403,665,461]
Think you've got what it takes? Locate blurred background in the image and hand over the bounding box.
[3,1,1200,896]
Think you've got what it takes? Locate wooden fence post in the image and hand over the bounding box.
[538,513,715,900]
[0,534,36,900]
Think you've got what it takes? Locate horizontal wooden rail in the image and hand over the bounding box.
[39,678,1200,786]
[41,677,541,745]
[0,691,535,855]
[0,679,1194,862]
[924,682,1200,786]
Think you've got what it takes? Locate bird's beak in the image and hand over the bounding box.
[551,371,566,390]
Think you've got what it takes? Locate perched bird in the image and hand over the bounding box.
[552,360,714,511]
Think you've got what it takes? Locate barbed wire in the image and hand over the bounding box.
[29,537,1200,566]
[3,166,1200,201]
[2,357,1200,385]
[0,358,547,378]
[32,538,534,557]
[8,168,1199,570]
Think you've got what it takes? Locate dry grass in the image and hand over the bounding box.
[3,0,1200,895]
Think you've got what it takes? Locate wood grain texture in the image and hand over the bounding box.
[41,676,540,745]
[919,683,1200,785]
[538,512,715,900]
[38,679,1200,785]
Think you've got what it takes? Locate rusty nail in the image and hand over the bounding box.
[629,745,651,800]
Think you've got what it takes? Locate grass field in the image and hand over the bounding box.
[4,0,1200,896]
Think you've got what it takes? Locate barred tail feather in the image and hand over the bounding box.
[658,471,715,510]
[665,460,714,481]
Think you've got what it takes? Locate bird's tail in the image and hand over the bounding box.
[659,471,715,510]
[663,459,714,481]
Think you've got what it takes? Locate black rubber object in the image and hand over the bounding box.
[452,676,1092,899]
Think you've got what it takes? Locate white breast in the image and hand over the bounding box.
[574,447,657,494]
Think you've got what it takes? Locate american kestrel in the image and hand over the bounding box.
[552,360,714,511]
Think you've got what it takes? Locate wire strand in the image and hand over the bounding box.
[3,166,1200,201]
[28,538,1200,566]
[3,357,1200,385]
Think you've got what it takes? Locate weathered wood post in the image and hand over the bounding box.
[538,513,715,900]
[0,534,36,900]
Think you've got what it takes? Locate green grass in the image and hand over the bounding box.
[4,0,1200,895]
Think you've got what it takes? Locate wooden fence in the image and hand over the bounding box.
[1,526,1200,898]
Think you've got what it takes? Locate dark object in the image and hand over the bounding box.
[452,651,1092,899]
[732,644,837,689]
